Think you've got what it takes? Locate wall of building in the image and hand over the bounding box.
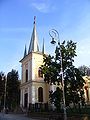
[20,52,50,108]
[32,52,43,80]
[83,76,90,103]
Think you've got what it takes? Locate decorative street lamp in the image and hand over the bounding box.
[2,75,7,113]
[49,29,67,120]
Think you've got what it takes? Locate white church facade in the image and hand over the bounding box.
[20,17,53,109]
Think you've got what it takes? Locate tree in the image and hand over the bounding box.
[78,65,90,76]
[0,72,5,108]
[49,87,62,112]
[42,40,85,110]
[6,69,20,110]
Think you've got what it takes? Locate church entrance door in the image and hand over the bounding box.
[24,93,28,108]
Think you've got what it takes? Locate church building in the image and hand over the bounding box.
[20,17,90,111]
[20,17,52,109]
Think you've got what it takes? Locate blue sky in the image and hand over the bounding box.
[0,0,90,78]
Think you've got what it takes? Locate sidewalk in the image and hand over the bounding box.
[0,113,38,120]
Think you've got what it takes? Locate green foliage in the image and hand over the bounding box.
[42,54,59,84]
[42,40,85,110]
[64,67,85,106]
[49,87,62,112]
[0,72,5,106]
[6,69,20,110]
[0,70,20,110]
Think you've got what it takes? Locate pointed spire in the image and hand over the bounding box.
[28,16,39,54]
[42,38,45,54]
[24,45,27,57]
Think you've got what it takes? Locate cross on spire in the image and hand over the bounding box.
[34,16,36,24]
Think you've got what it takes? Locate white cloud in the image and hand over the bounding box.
[20,0,57,13]
[32,2,49,13]
[31,1,56,13]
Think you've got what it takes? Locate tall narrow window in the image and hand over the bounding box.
[38,67,43,78]
[26,69,28,82]
[38,87,43,102]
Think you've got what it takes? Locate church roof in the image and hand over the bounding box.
[24,45,27,57]
[20,17,45,62]
[28,16,39,54]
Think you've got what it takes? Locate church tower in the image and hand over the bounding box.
[20,17,49,108]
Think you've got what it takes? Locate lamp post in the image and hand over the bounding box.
[2,75,7,113]
[49,29,67,120]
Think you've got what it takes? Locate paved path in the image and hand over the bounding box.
[0,113,37,120]
[0,113,90,120]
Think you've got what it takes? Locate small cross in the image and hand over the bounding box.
[34,16,36,24]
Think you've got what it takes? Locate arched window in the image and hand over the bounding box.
[26,69,28,82]
[38,67,43,78]
[38,87,43,102]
